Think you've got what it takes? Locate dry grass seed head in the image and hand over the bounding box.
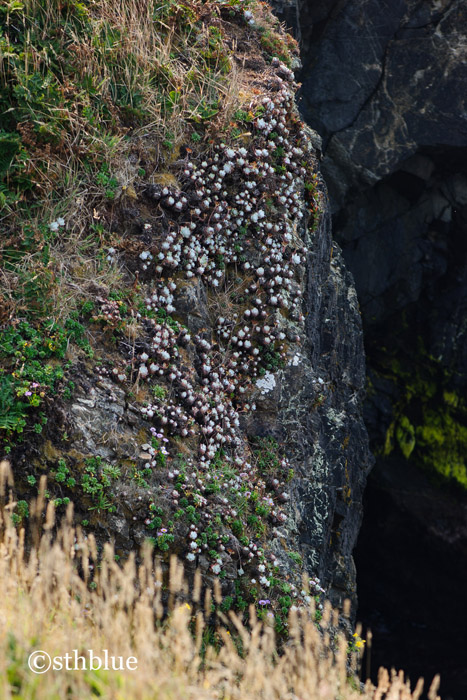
[0,483,442,700]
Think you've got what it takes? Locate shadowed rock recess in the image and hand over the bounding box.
[0,0,372,633]
[269,0,467,696]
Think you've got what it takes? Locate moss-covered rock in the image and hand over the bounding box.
[375,344,467,489]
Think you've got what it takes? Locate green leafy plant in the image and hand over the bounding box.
[0,321,73,440]
[81,457,120,513]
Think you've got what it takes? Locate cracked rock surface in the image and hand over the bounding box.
[274,1,467,694]
[296,0,467,210]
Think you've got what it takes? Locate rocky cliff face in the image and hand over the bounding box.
[281,0,467,695]
[52,173,371,612]
[301,3,465,352]
[298,0,467,204]
[278,0,467,340]
[1,0,372,628]
[280,0,467,504]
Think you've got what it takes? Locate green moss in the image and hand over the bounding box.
[376,344,467,489]
[395,415,416,459]
[416,409,467,487]
[443,391,459,408]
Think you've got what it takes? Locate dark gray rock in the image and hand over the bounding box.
[271,0,467,389]
[297,0,467,208]
[266,193,373,608]
[284,0,467,692]
[288,0,467,331]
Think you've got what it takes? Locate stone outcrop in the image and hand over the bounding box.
[4,3,372,623]
[298,0,467,205]
[53,183,372,610]
[280,0,467,491]
[241,185,372,608]
[273,0,467,330]
[280,0,467,695]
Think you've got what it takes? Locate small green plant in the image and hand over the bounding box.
[162,130,175,149]
[233,109,251,123]
[251,436,281,472]
[132,465,150,489]
[96,165,119,200]
[54,497,71,508]
[14,500,29,524]
[231,519,243,536]
[80,301,95,315]
[255,503,270,518]
[0,321,73,440]
[153,532,175,552]
[288,551,302,565]
[153,385,167,400]
[53,458,76,489]
[220,596,233,612]
[247,514,266,538]
[81,457,120,513]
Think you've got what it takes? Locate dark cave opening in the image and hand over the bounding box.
[347,156,467,700]
[354,458,467,700]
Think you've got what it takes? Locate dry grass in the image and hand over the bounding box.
[4,0,245,190]
[0,462,441,700]
[1,0,250,323]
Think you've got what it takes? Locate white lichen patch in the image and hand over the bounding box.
[256,372,276,394]
[326,408,346,428]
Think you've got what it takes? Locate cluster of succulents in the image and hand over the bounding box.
[0,0,333,639]
[136,426,319,614]
[106,247,117,264]
[143,281,178,315]
[104,57,323,616]
[49,217,66,232]
[140,75,308,303]
[92,298,125,331]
